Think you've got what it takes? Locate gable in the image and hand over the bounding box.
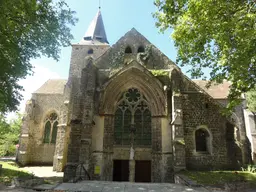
[95,28,177,70]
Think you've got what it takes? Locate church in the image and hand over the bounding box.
[17,9,252,183]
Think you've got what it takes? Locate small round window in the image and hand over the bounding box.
[88,49,93,54]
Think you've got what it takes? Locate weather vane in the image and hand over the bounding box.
[99,0,101,9]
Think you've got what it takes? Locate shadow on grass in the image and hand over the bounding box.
[0,167,34,185]
[180,170,256,188]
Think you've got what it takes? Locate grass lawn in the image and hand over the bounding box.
[0,161,33,185]
[181,170,256,187]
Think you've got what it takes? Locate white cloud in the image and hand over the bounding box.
[7,64,60,120]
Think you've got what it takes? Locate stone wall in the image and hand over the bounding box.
[217,99,251,165]
[64,52,100,181]
[244,109,256,162]
[69,44,109,78]
[182,92,241,170]
[17,93,65,166]
[95,28,176,70]
[168,70,245,171]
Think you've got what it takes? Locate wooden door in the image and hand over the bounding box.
[113,160,129,181]
[135,160,151,182]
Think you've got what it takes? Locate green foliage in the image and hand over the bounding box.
[150,70,169,77]
[242,164,256,173]
[247,87,256,112]
[0,114,22,157]
[0,0,77,113]
[154,0,256,110]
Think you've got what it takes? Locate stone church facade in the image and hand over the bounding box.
[17,10,251,182]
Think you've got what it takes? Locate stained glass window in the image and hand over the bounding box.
[114,88,152,146]
[43,113,58,144]
[51,121,58,143]
[43,121,51,143]
[143,109,152,145]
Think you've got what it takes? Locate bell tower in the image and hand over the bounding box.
[68,8,110,79]
[56,8,110,177]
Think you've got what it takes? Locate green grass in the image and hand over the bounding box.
[180,170,256,187]
[0,161,33,185]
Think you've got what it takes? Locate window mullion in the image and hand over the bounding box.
[49,121,53,144]
[122,109,124,146]
[142,110,144,146]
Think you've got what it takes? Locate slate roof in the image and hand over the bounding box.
[193,80,231,99]
[79,9,109,45]
[34,79,230,99]
[34,79,67,94]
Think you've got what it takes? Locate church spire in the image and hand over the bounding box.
[80,8,109,45]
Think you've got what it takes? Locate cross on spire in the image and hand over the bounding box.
[99,0,101,9]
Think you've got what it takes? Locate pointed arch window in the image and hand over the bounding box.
[137,46,145,53]
[114,88,152,146]
[125,46,132,54]
[43,113,58,144]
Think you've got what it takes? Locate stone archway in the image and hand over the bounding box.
[99,64,166,182]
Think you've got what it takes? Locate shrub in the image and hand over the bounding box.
[241,164,256,173]
[0,114,21,157]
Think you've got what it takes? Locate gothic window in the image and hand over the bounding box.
[195,128,210,152]
[114,88,152,146]
[137,46,145,53]
[43,113,58,144]
[125,46,132,54]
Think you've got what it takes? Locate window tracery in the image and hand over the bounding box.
[114,88,152,146]
[43,112,58,144]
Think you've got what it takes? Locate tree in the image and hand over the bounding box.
[154,0,256,110]
[0,114,22,156]
[247,88,256,113]
[0,0,77,113]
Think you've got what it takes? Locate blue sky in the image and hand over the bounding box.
[32,0,177,78]
[17,0,179,114]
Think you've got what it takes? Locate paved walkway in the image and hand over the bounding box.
[53,181,211,192]
[1,181,217,192]
[20,166,63,178]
